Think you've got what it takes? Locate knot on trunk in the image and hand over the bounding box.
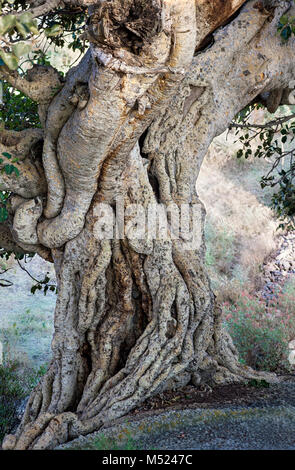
[88,0,163,52]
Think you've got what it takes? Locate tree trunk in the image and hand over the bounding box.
[2,0,295,449]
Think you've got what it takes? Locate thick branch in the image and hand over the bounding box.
[0,128,43,160]
[0,65,62,104]
[195,0,247,48]
[13,0,62,19]
[0,128,47,198]
[37,0,198,248]
[0,222,27,254]
[0,219,51,261]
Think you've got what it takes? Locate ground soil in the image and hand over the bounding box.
[58,378,295,450]
[129,375,295,417]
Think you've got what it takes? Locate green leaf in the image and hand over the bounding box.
[4,164,13,175]
[12,42,32,58]
[0,51,19,70]
[2,152,12,159]
[281,25,292,41]
[31,285,38,294]
[0,14,16,36]
[279,15,289,26]
[17,12,39,36]
[15,20,30,38]
[45,24,64,37]
[0,206,8,222]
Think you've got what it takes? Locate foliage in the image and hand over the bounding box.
[0,81,40,130]
[92,432,140,451]
[16,259,57,295]
[26,363,47,390]
[40,8,87,54]
[229,9,295,231]
[223,280,295,372]
[231,104,295,230]
[0,253,58,295]
[0,81,39,226]
[0,356,47,443]
[0,150,21,223]
[0,358,25,442]
[30,273,57,295]
[0,0,87,71]
[277,13,295,41]
[0,188,8,222]
[248,379,270,388]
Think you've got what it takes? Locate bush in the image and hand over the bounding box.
[0,82,40,131]
[223,280,295,372]
[0,355,47,445]
[0,359,26,443]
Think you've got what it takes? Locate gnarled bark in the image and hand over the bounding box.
[2,0,294,450]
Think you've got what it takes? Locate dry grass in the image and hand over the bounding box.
[0,255,55,370]
[198,129,279,303]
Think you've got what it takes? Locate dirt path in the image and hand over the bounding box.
[57,379,295,450]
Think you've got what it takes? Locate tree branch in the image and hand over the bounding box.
[0,222,27,254]
[194,0,247,49]
[0,64,63,104]
[0,128,47,198]
[230,113,295,130]
[14,0,62,19]
[0,128,43,160]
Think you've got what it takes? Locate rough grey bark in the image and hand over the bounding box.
[1,0,295,450]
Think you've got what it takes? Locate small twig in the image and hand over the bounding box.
[0,268,13,287]
[230,113,295,130]
[16,259,56,289]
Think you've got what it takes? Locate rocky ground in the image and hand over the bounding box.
[259,231,295,303]
[58,379,295,450]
